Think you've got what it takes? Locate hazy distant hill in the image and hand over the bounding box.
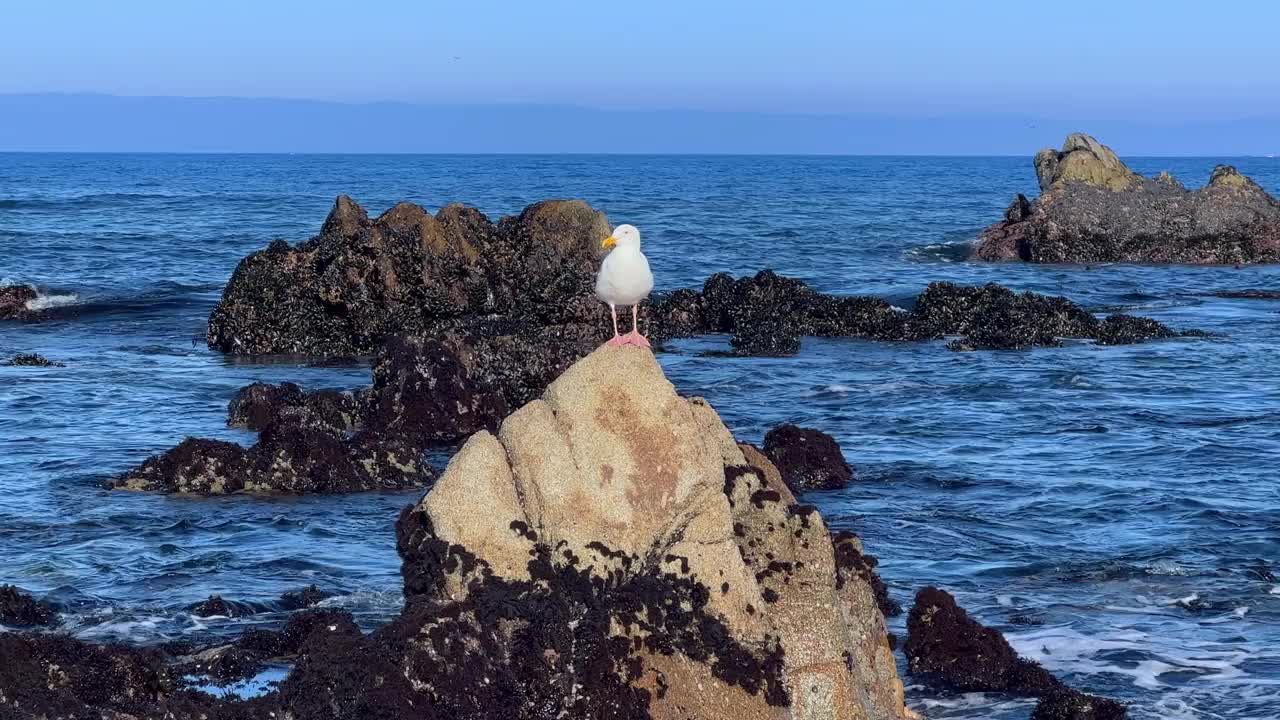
[1,94,1276,155]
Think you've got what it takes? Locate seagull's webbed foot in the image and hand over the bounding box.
[605,334,629,347]
[620,331,651,348]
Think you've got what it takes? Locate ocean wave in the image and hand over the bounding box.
[0,192,195,211]
[25,291,80,312]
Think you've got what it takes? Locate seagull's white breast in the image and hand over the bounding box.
[595,247,654,306]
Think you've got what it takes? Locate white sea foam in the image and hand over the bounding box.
[1008,624,1258,696]
[26,292,80,311]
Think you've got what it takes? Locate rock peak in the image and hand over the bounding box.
[320,194,369,238]
[1034,133,1141,192]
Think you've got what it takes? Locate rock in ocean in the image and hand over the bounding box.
[906,586,1125,719]
[386,345,911,719]
[974,133,1280,264]
[206,196,612,356]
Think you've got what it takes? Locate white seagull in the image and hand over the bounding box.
[595,224,654,348]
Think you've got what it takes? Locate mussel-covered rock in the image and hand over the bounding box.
[906,587,1125,717]
[975,133,1280,264]
[762,424,854,492]
[207,197,610,356]
[226,381,360,433]
[0,284,38,321]
[2,353,64,367]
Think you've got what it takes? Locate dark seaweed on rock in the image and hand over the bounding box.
[2,352,64,367]
[831,532,901,619]
[386,509,789,720]
[666,274,1196,354]
[207,196,610,356]
[226,381,360,434]
[206,195,1201,361]
[0,284,38,321]
[366,335,508,443]
[974,133,1280,264]
[762,424,854,492]
[109,425,432,495]
[906,587,1125,718]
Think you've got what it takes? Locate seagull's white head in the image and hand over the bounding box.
[601,224,641,251]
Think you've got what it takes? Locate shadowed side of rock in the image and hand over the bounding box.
[975,133,1280,264]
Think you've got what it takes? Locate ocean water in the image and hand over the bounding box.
[2,153,1279,719]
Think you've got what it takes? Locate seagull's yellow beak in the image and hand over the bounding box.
[601,235,617,250]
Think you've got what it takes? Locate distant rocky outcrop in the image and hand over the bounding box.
[762,425,855,492]
[906,587,1125,719]
[974,133,1280,264]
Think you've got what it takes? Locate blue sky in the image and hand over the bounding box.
[3,0,1278,118]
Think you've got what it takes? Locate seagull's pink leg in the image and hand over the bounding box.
[622,305,651,348]
[606,303,627,346]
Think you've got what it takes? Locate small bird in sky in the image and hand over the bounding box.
[595,224,654,348]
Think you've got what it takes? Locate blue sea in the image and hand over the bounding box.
[2,153,1279,719]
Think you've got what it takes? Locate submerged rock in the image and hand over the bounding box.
[906,587,1125,716]
[0,585,57,627]
[1213,289,1280,300]
[2,352,64,367]
[1033,689,1128,720]
[207,196,610,356]
[188,595,253,619]
[762,424,854,492]
[278,584,333,610]
[0,284,38,321]
[975,133,1280,264]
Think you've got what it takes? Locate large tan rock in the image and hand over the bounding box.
[1034,133,1142,192]
[400,345,912,719]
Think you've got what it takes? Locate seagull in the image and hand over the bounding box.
[595,224,654,348]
